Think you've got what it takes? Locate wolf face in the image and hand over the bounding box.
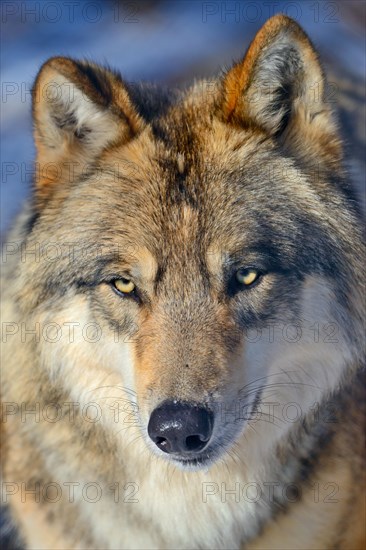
[12,15,363,472]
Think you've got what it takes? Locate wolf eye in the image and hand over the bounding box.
[112,278,136,295]
[235,268,261,287]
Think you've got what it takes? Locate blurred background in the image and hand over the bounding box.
[1,0,365,234]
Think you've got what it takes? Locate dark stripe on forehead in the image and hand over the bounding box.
[158,157,198,207]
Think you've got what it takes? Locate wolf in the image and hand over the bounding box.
[1,14,365,550]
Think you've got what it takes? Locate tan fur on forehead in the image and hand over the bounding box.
[178,204,198,240]
[177,152,185,174]
[101,127,156,168]
[130,245,158,282]
[206,245,224,283]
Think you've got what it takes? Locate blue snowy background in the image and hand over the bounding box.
[1,0,365,234]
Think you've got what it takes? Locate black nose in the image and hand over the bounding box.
[148,401,214,455]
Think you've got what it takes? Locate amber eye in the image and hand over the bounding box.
[235,268,261,287]
[112,278,135,295]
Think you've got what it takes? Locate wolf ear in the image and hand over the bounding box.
[32,57,144,201]
[221,15,341,165]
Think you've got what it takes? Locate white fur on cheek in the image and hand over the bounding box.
[37,296,140,445]
[236,275,353,458]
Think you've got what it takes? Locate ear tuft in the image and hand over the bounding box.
[32,57,144,202]
[220,15,342,165]
[33,57,144,153]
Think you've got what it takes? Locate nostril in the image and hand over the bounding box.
[185,434,207,452]
[154,437,171,453]
[154,436,170,453]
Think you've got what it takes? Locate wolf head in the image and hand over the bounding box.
[15,15,364,470]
